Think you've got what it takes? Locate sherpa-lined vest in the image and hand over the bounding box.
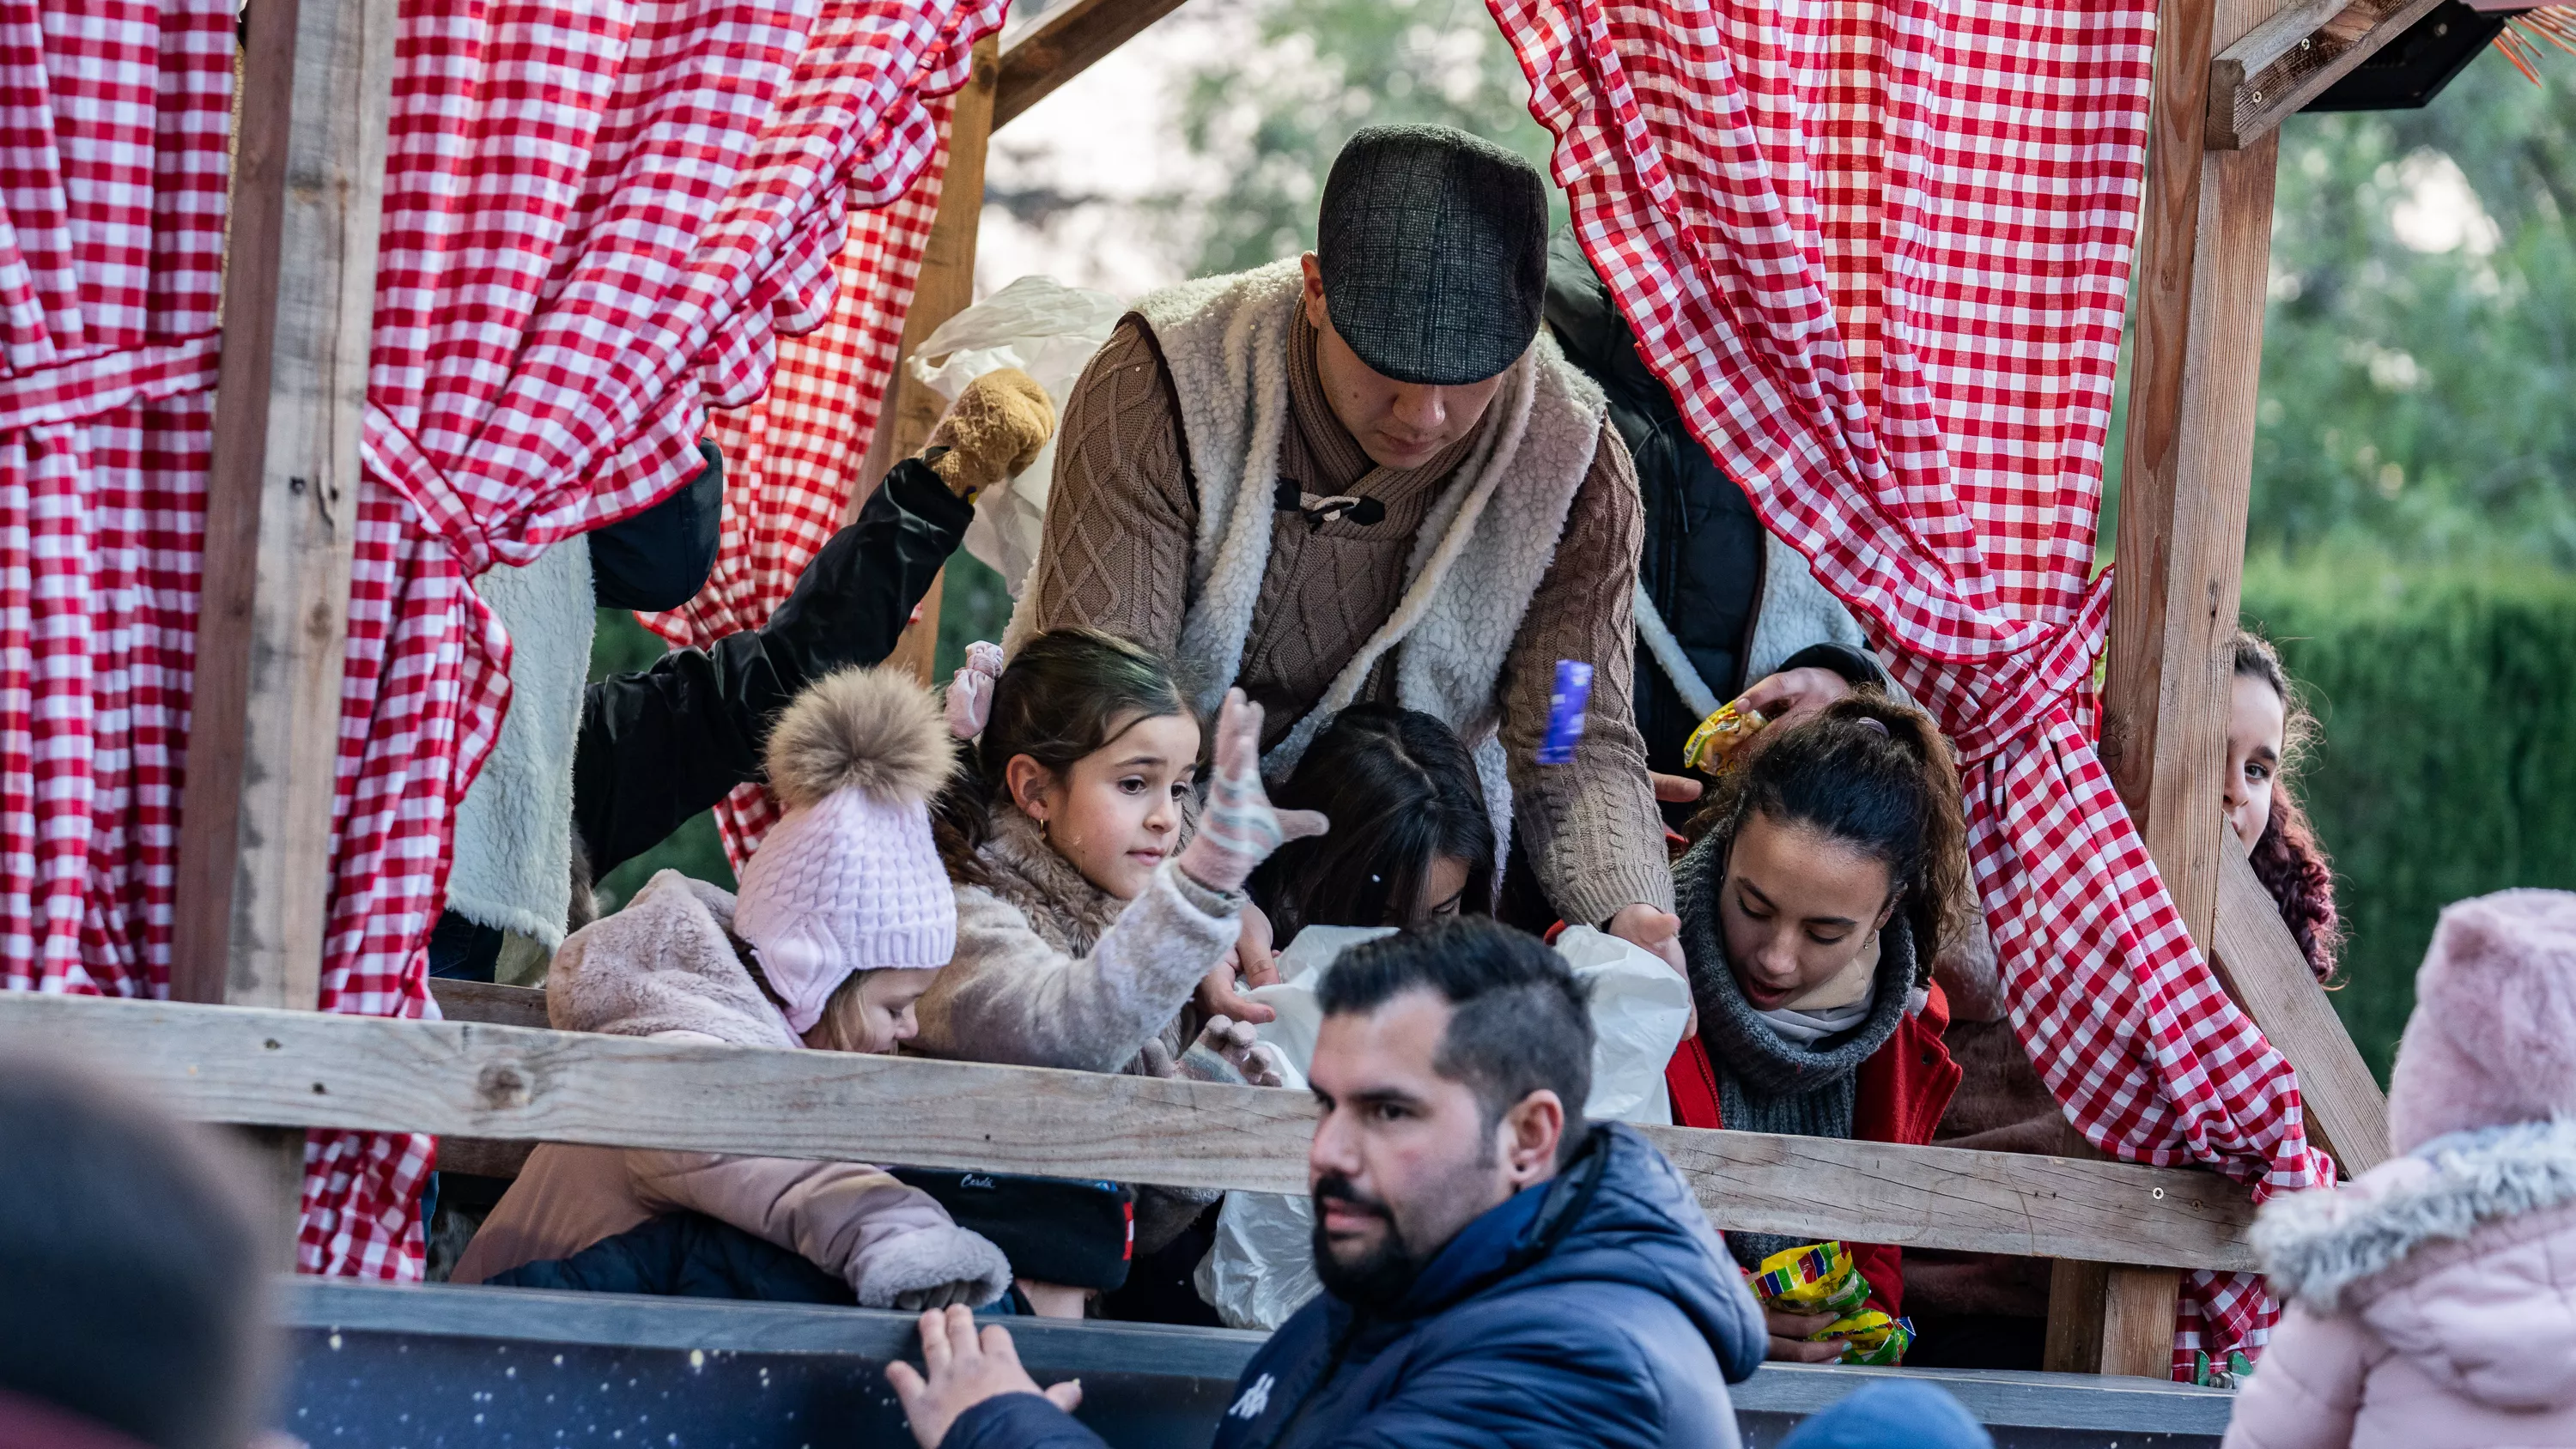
[1119,258,1607,835]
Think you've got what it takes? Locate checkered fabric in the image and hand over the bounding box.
[0,0,229,997]
[1489,0,2335,1376]
[301,0,1005,1278]
[639,121,953,869]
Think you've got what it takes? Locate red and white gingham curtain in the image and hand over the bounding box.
[301,0,1006,1277]
[638,124,955,868]
[1489,0,2335,1374]
[0,0,229,996]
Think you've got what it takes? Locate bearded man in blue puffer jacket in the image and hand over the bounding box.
[890,917,1767,1449]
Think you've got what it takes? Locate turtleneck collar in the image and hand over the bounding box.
[1671,823,1917,1100]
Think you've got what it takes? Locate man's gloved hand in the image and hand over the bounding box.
[1175,690,1328,894]
[924,367,1056,500]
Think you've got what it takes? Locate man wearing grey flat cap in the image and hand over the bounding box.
[1016,124,1686,986]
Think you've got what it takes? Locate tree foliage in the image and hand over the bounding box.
[2255,54,2576,563]
[1168,0,1561,278]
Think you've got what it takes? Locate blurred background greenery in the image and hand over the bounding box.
[594,1,2576,1080]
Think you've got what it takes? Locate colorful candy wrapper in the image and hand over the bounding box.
[1747,1242,1911,1366]
[1821,1310,1914,1367]
[1748,1241,1871,1318]
[1536,660,1593,765]
[1680,701,1767,774]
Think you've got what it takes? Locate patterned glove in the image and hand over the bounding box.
[945,640,1005,740]
[1174,689,1327,894]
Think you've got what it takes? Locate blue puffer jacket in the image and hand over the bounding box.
[945,1123,1765,1449]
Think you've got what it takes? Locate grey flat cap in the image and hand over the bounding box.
[1315,124,1549,387]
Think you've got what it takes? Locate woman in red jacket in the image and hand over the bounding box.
[1662,694,1971,1363]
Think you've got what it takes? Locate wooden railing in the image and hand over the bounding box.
[0,991,2258,1276]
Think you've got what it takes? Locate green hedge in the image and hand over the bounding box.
[2240,554,2576,1082]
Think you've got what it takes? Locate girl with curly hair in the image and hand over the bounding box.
[2230,631,2343,981]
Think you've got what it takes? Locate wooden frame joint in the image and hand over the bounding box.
[2208,0,2446,150]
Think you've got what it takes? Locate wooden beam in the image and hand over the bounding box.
[0,992,2262,1271]
[175,0,399,1010]
[2212,828,2390,1175]
[2046,1262,2188,1379]
[428,979,550,1031]
[2207,0,2446,150]
[179,0,398,1252]
[2104,64,2275,956]
[856,36,999,682]
[2070,0,2300,1379]
[993,0,1192,131]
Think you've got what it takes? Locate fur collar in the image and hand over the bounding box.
[545,869,798,1049]
[1092,259,1604,876]
[2255,1117,2576,1310]
[973,806,1128,957]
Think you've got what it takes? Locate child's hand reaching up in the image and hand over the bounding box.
[1176,690,1328,894]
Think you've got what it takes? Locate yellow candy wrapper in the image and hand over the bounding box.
[1820,1309,1914,1367]
[1747,1241,1871,1319]
[1680,702,1768,774]
[1747,1243,1913,1366]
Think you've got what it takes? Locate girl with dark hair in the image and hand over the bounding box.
[1250,705,1496,944]
[909,629,1324,1313]
[1666,693,1972,1362]
[2230,630,2342,981]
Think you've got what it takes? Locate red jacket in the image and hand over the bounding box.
[1663,980,1962,1316]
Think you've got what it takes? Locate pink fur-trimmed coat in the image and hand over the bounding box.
[451,870,1011,1307]
[2223,1119,2576,1449]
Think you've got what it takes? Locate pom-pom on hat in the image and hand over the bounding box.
[733,666,958,1035]
[2388,888,2576,1154]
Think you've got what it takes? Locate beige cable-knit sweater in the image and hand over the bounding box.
[1023,307,1668,925]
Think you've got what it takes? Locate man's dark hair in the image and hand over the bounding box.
[0,1056,274,1448]
[1317,918,1594,1163]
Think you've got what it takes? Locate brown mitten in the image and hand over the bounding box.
[923,367,1055,499]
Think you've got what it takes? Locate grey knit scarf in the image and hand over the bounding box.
[1674,824,1918,1267]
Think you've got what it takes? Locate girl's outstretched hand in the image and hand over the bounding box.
[1176,689,1328,894]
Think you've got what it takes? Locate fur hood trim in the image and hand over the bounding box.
[546,869,798,1049]
[848,1223,1014,1311]
[764,665,955,812]
[973,804,1127,956]
[2254,1116,2576,1311]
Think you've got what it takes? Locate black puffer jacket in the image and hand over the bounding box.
[574,456,972,876]
[1543,231,1880,783]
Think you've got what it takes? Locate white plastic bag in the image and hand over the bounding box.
[1194,924,1693,1330]
[909,276,1127,595]
[1550,925,1692,1126]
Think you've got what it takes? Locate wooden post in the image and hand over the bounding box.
[2055,0,2300,1380]
[854,36,999,684]
[174,0,399,1242]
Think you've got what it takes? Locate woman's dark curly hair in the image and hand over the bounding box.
[2234,630,2342,982]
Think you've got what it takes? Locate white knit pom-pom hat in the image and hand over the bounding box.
[732,665,959,1034]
